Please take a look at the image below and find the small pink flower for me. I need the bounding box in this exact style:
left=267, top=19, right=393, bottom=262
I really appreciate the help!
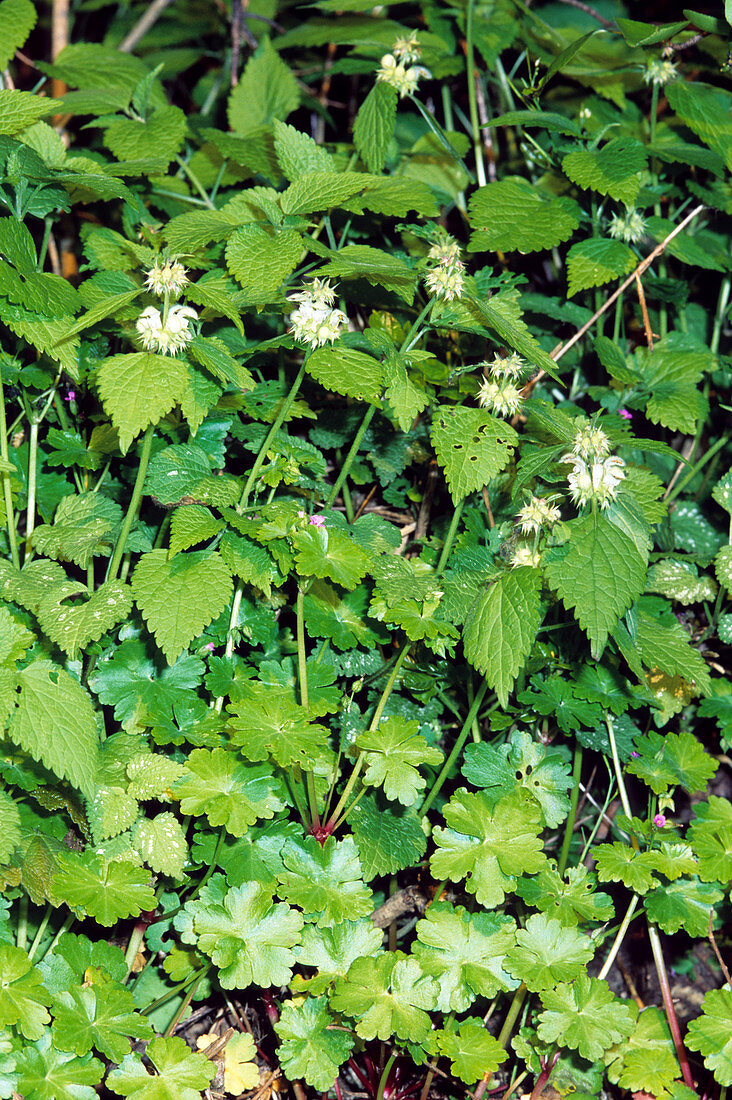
left=65, top=390, right=76, bottom=402
left=630, top=751, right=640, bottom=758
left=204, top=642, right=216, bottom=652
left=653, top=813, right=667, bottom=828
left=619, top=409, right=632, bottom=420
left=310, top=515, right=325, bottom=527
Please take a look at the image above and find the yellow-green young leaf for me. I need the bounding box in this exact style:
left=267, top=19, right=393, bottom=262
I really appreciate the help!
left=0, top=304, right=80, bottom=379
left=52, top=851, right=156, bottom=925
left=646, top=560, right=717, bottom=605
left=107, top=1036, right=215, bottom=1099
left=307, top=346, right=383, bottom=403
left=31, top=492, right=123, bottom=570
left=227, top=38, right=300, bottom=133
left=277, top=836, right=373, bottom=927
left=184, top=280, right=244, bottom=336
left=281, top=171, right=369, bottom=216
left=356, top=717, right=443, bottom=806
left=87, top=785, right=139, bottom=843
left=9, top=660, right=99, bottom=799
left=0, top=558, right=70, bottom=613
left=353, top=82, right=397, bottom=173
left=566, top=238, right=635, bottom=297
left=468, top=179, right=582, bottom=253
left=686, top=988, right=732, bottom=1085
left=169, top=505, right=224, bottom=556
left=172, top=748, right=287, bottom=836
left=132, top=812, right=187, bottom=878
left=102, top=104, right=187, bottom=165
left=0, top=90, right=58, bottom=135
left=464, top=567, right=542, bottom=707
left=273, top=119, right=335, bottom=178
left=225, top=225, right=301, bottom=302
left=131, top=549, right=233, bottom=663
left=436, top=1019, right=508, bottom=1084
left=431, top=406, right=518, bottom=502
left=667, top=80, right=732, bottom=170
left=0, top=789, right=20, bottom=864
left=562, top=136, right=648, bottom=204
left=383, top=353, right=429, bottom=432
left=538, top=975, right=635, bottom=1061
left=330, top=952, right=437, bottom=1043
left=0, top=0, right=36, bottom=70
left=0, top=944, right=51, bottom=1039
left=96, top=352, right=188, bottom=453
left=605, top=1005, right=677, bottom=1097
left=275, top=997, right=355, bottom=1091
left=635, top=332, right=712, bottom=434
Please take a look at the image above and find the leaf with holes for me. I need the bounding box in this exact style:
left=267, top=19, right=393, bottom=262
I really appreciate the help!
left=431, top=406, right=518, bottom=502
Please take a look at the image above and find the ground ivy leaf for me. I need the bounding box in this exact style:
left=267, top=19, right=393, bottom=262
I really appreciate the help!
left=277, top=835, right=373, bottom=927
left=593, top=842, right=659, bottom=894
left=0, top=944, right=51, bottom=1039
left=131, top=549, right=233, bottom=664
left=504, top=914, right=594, bottom=991
left=292, top=919, right=383, bottom=996
left=431, top=406, right=518, bottom=503
left=436, top=1018, right=508, bottom=1083
left=176, top=877, right=303, bottom=988
left=462, top=730, right=572, bottom=829
left=688, top=796, right=732, bottom=882
left=172, top=748, right=287, bottom=836
left=538, top=975, right=635, bottom=1061
left=516, top=862, right=614, bottom=927
left=627, top=730, right=717, bottom=796
left=356, top=716, right=443, bottom=806
left=431, top=790, right=546, bottom=908
left=275, top=996, right=355, bottom=1090
left=51, top=982, right=153, bottom=1063
left=686, top=988, right=732, bottom=1086
left=463, top=567, right=542, bottom=707
left=96, top=353, right=188, bottom=453
left=413, top=901, right=518, bottom=1012
left=52, top=851, right=157, bottom=926
left=15, top=1031, right=103, bottom=1100
left=106, top=1035, right=215, bottom=1100
left=349, top=794, right=427, bottom=880
left=331, top=953, right=437, bottom=1042
left=644, top=877, right=722, bottom=936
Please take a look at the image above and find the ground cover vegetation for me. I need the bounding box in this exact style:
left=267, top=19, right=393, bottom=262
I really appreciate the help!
left=0, top=0, right=729, bottom=1097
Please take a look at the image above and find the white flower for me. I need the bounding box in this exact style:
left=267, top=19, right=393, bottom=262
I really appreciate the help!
left=517, top=496, right=561, bottom=535
left=286, top=278, right=337, bottom=309
left=135, top=303, right=197, bottom=354
left=608, top=209, right=646, bottom=245
left=144, top=258, right=189, bottom=297
left=393, top=31, right=421, bottom=63
left=643, top=59, right=677, bottom=86
left=425, top=262, right=464, bottom=301
left=579, top=106, right=592, bottom=121
left=289, top=301, right=347, bottom=348
left=477, top=376, right=523, bottom=417
left=510, top=544, right=542, bottom=568
left=571, top=421, right=611, bottom=461
left=564, top=454, right=626, bottom=510
left=486, top=352, right=525, bottom=380
left=376, top=54, right=430, bottom=97
left=427, top=238, right=461, bottom=267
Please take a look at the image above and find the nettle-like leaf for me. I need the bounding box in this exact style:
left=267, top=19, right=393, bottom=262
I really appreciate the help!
left=646, top=559, right=717, bottom=605
left=226, top=225, right=302, bottom=302
left=356, top=717, right=443, bottom=806
left=276, top=835, right=373, bottom=927
left=96, top=353, right=188, bottom=453
left=51, top=981, right=153, bottom=1063
left=36, top=579, right=133, bottom=659
left=132, top=812, right=188, bottom=878
left=275, top=996, right=355, bottom=1090
left=175, top=876, right=303, bottom=988
left=627, top=730, right=717, bottom=795
left=126, top=753, right=188, bottom=800
left=106, top=1035, right=215, bottom=1100
left=504, top=914, right=594, bottom=992
left=435, top=1018, right=508, bottom=1084
left=686, top=988, right=732, bottom=1086
left=413, top=901, right=518, bottom=1012
left=172, top=748, right=287, bottom=836
left=462, top=730, right=572, bottom=829
left=353, top=81, right=396, bottom=172
left=292, top=919, right=383, bottom=996
left=0, top=944, right=51, bottom=1039
left=688, top=796, right=732, bottom=883
left=14, top=1031, right=103, bottom=1100
left=463, top=568, right=542, bottom=707
left=635, top=333, right=711, bottom=435
left=349, top=795, right=427, bottom=880
left=431, top=406, right=518, bottom=502
left=431, top=790, right=547, bottom=908
left=87, top=785, right=139, bottom=843
left=331, top=952, right=437, bottom=1043
left=468, top=179, right=581, bottom=253
left=52, top=851, right=156, bottom=926
left=516, top=862, right=614, bottom=927
left=0, top=789, right=20, bottom=864
left=538, top=975, right=635, bottom=1061
left=566, top=238, right=635, bottom=297
left=562, top=136, right=648, bottom=204
left=131, top=549, right=233, bottom=663
left=31, top=492, right=122, bottom=568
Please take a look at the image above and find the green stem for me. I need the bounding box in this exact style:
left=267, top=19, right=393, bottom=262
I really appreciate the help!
left=238, top=360, right=307, bottom=510
left=606, top=715, right=633, bottom=821
left=175, top=156, right=215, bottom=209
left=465, top=0, right=486, bottom=187
left=142, top=965, right=208, bottom=1017
left=325, top=404, right=375, bottom=510
left=16, top=894, right=27, bottom=951
left=38, top=912, right=75, bottom=962
left=436, top=498, right=464, bottom=575
left=106, top=425, right=155, bottom=581
left=296, top=583, right=309, bottom=714
left=597, top=894, right=638, bottom=980
left=163, top=969, right=206, bottom=1036
left=712, top=276, right=731, bottom=356
left=123, top=921, right=147, bottom=983
left=24, top=418, right=38, bottom=559
left=400, top=298, right=436, bottom=354
left=557, top=742, right=583, bottom=875
left=419, top=679, right=490, bottom=816
left=187, top=826, right=226, bottom=905
left=497, top=983, right=527, bottom=1050
left=666, top=433, right=730, bottom=504
left=0, top=368, right=19, bottom=568
left=648, top=922, right=695, bottom=1089
left=27, top=904, right=52, bottom=961
left=377, top=1055, right=397, bottom=1100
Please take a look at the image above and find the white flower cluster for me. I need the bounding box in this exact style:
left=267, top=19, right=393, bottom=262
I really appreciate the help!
left=144, top=258, right=189, bottom=298
left=376, top=33, right=430, bottom=98
left=287, top=278, right=347, bottom=348
left=562, top=422, right=626, bottom=510
left=516, top=496, right=561, bottom=535
left=643, top=58, right=677, bottom=86
left=477, top=352, right=527, bottom=417
left=135, top=304, right=198, bottom=355
left=424, top=233, right=464, bottom=302
left=509, top=544, right=542, bottom=568
left=608, top=209, right=646, bottom=245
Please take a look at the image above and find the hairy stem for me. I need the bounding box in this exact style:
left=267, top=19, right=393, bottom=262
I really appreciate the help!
left=0, top=368, right=19, bottom=568
left=106, top=424, right=155, bottom=581
left=325, top=403, right=375, bottom=510
left=557, top=741, right=583, bottom=875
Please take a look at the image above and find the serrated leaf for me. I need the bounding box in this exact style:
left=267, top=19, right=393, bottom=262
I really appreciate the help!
left=646, top=559, right=717, bottom=605
left=132, top=812, right=187, bottom=878
left=605, top=1005, right=677, bottom=1097
left=87, top=785, right=139, bottom=843
left=318, top=243, right=416, bottom=302
left=594, top=843, right=659, bottom=893
left=331, top=953, right=437, bottom=1042
left=274, top=119, right=335, bottom=178
left=516, top=862, right=614, bottom=927
left=0, top=0, right=36, bottom=70
left=131, top=549, right=233, bottom=663
left=306, top=345, right=383, bottom=403
left=169, top=505, right=223, bottom=555
left=667, top=80, right=732, bottom=169
left=228, top=38, right=299, bottom=133
left=106, top=1035, right=215, bottom=1100
left=144, top=443, right=212, bottom=507
left=504, top=914, right=593, bottom=991
left=292, top=919, right=383, bottom=995
left=383, top=352, right=429, bottom=431
left=96, top=353, right=188, bottom=453
left=36, top=580, right=132, bottom=659
left=688, top=796, right=732, bottom=883
left=281, top=171, right=368, bottom=215
left=0, top=790, right=20, bottom=864
left=226, top=226, right=302, bottom=302
left=628, top=729, right=717, bottom=795
left=464, top=567, right=542, bottom=707
left=276, top=997, right=354, bottom=1090
left=644, top=877, right=722, bottom=936
left=468, top=179, right=581, bottom=253
left=172, top=748, right=286, bottom=836
left=349, top=795, right=427, bottom=879
left=538, top=975, right=635, bottom=1060
left=32, top=492, right=122, bottom=568
left=354, top=82, right=397, bottom=172
left=277, top=835, right=373, bottom=927
left=228, top=687, right=334, bottom=773
left=566, top=238, right=636, bottom=296
left=292, top=523, right=369, bottom=589
left=0, top=90, right=57, bottom=135
left=431, top=405, right=518, bottom=502
left=636, top=332, right=712, bottom=434
left=563, top=137, right=648, bottom=204
left=356, top=716, right=442, bottom=806
left=52, top=852, right=156, bottom=926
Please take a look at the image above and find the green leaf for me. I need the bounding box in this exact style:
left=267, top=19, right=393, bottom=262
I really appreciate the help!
left=131, top=549, right=233, bottom=664
left=228, top=39, right=299, bottom=133
left=317, top=243, right=416, bottom=303
left=303, top=580, right=383, bottom=650
left=228, top=688, right=334, bottom=773
left=0, top=0, right=36, bottom=71
left=87, top=785, right=139, bottom=843
left=566, top=238, right=636, bottom=297
left=32, top=491, right=123, bottom=568
left=15, top=1032, right=103, bottom=1100
left=306, top=345, right=383, bottom=403
left=686, top=988, right=732, bottom=1086
left=594, top=843, right=659, bottom=894
left=331, top=953, right=437, bottom=1042
left=277, top=836, right=373, bottom=927
left=463, top=730, right=572, bottom=829
left=346, top=178, right=438, bottom=217
left=646, top=559, right=717, bottom=605
left=635, top=332, right=712, bottom=434
left=436, top=1019, right=508, bottom=1084
left=0, top=790, right=20, bottom=863
left=431, top=406, right=518, bottom=503
left=504, top=914, right=594, bottom=992
left=169, top=505, right=223, bottom=556
left=275, top=997, right=354, bottom=1089
left=144, top=443, right=212, bottom=506
left=353, top=82, right=397, bottom=172
left=292, top=919, right=383, bottom=995
left=0, top=90, right=57, bottom=135
left=292, top=524, right=369, bottom=589
left=132, top=812, right=188, bottom=878
left=627, top=730, right=717, bottom=796
left=176, top=877, right=303, bottom=988
left=51, top=982, right=153, bottom=1063
left=543, top=495, right=651, bottom=659
left=463, top=568, right=542, bottom=707
left=356, top=716, right=442, bottom=806
left=349, top=795, right=427, bottom=879
left=0, top=944, right=51, bottom=1039
left=44, top=427, right=102, bottom=471
left=431, top=790, right=546, bottom=908
left=468, top=179, right=581, bottom=253
left=490, top=109, right=581, bottom=136
left=52, top=851, right=156, bottom=925
left=667, top=80, right=732, bottom=169
left=563, top=137, right=648, bottom=204
left=37, top=580, right=133, bottom=659
left=457, top=291, right=561, bottom=380
left=644, top=877, right=722, bottom=936
left=516, top=862, right=614, bottom=927
left=413, top=901, right=518, bottom=1012
left=688, top=796, right=732, bottom=883
left=0, top=304, right=81, bottom=378
left=383, top=352, right=429, bottom=432
left=9, top=659, right=99, bottom=799
left=538, top=975, right=635, bottom=1060
left=621, top=598, right=711, bottom=694
left=96, top=353, right=189, bottom=453
left=61, top=289, right=141, bottom=338
left=226, top=226, right=302, bottom=302
left=281, top=171, right=369, bottom=216
left=172, top=748, right=286, bottom=836
left=273, top=119, right=335, bottom=178
left=107, top=1036, right=215, bottom=1100
left=605, top=1006, right=677, bottom=1098
left=0, top=215, right=36, bottom=272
